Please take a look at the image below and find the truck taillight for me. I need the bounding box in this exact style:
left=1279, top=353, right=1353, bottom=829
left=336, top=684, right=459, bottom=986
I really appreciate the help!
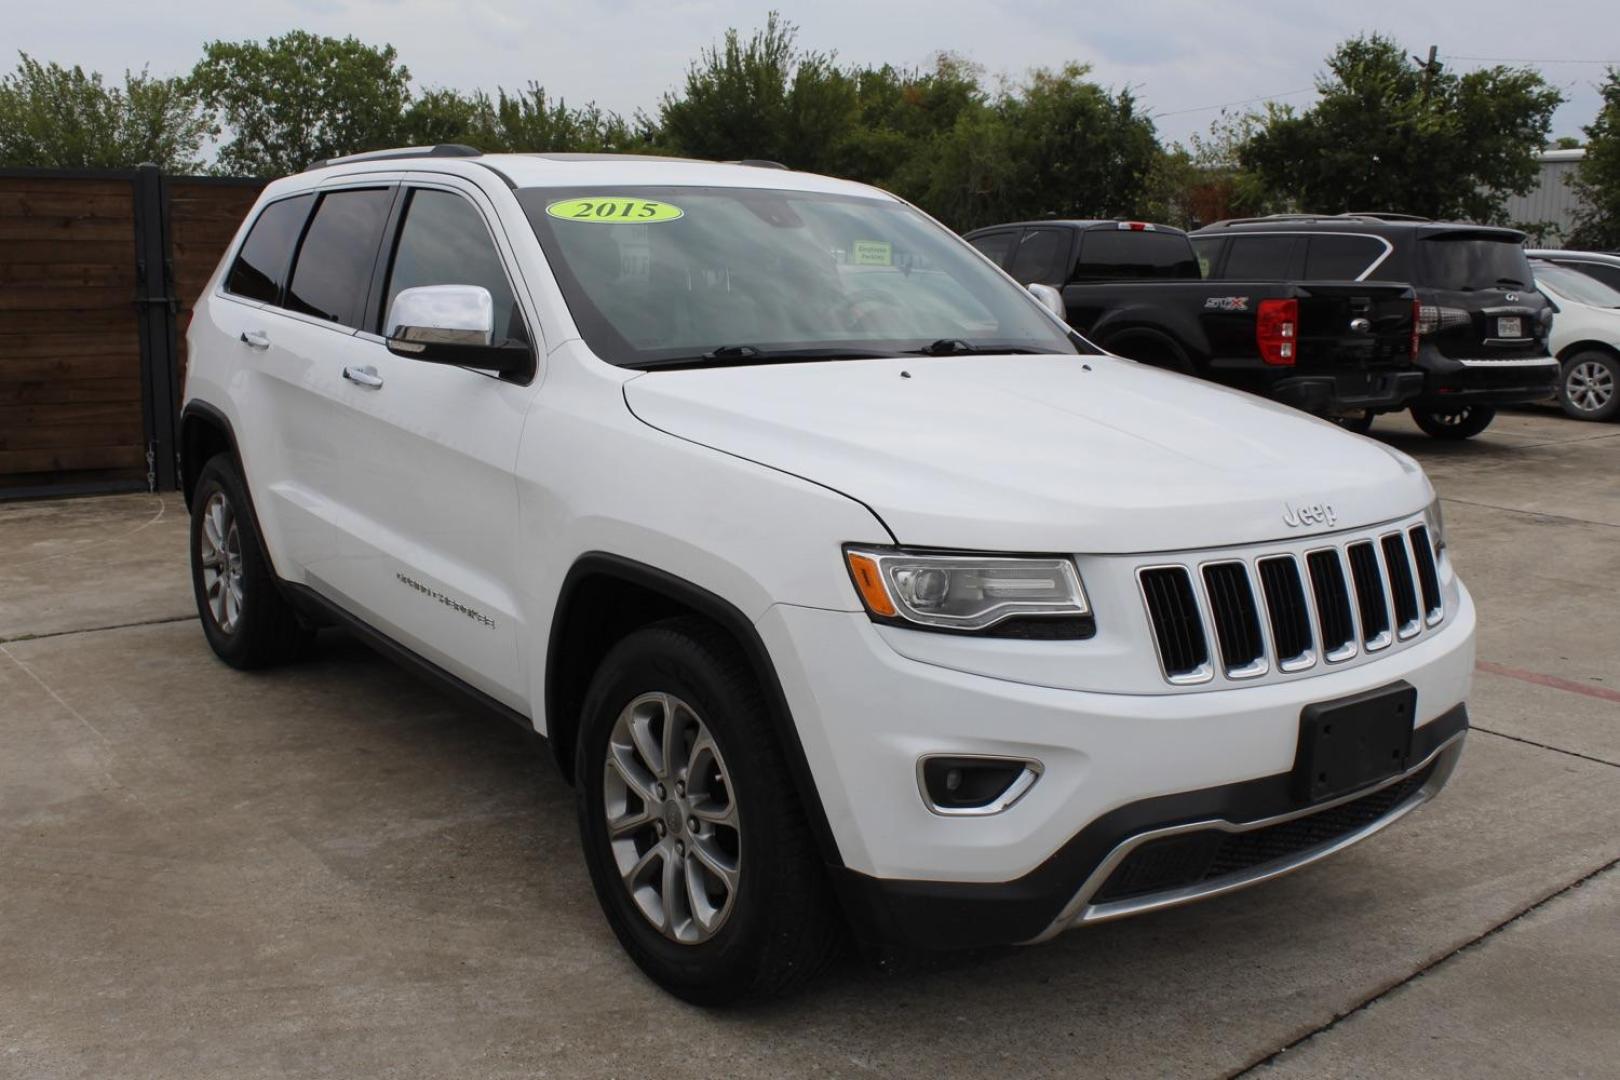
left=1256, top=298, right=1298, bottom=366
left=1411, top=299, right=1420, bottom=361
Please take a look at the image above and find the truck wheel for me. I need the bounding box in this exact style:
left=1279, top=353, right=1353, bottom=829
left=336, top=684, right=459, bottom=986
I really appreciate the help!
left=189, top=453, right=308, bottom=668
left=1559, top=351, right=1619, bottom=421
left=575, top=617, right=841, bottom=1004
left=1410, top=405, right=1496, bottom=440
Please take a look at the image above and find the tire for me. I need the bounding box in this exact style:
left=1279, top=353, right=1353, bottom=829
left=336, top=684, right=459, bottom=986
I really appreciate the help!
left=1105, top=334, right=1193, bottom=375
left=189, top=453, right=308, bottom=668
left=1410, top=404, right=1496, bottom=440
left=1332, top=410, right=1376, bottom=435
left=1558, top=351, right=1620, bottom=422
left=575, top=617, right=841, bottom=1004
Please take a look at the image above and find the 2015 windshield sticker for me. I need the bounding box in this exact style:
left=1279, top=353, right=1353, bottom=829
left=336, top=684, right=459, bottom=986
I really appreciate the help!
left=545, top=197, right=684, bottom=223
left=853, top=240, right=892, bottom=266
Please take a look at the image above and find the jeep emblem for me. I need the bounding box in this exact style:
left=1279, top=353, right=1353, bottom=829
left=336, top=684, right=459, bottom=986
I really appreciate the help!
left=1283, top=501, right=1336, bottom=528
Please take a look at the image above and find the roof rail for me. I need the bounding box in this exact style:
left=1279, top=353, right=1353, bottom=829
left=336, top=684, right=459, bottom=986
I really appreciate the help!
left=307, top=144, right=482, bottom=171
left=736, top=159, right=789, bottom=170
left=1339, top=212, right=1432, bottom=222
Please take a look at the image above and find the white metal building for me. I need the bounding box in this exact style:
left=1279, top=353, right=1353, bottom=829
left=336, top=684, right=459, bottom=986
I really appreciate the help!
left=1503, top=149, right=1589, bottom=244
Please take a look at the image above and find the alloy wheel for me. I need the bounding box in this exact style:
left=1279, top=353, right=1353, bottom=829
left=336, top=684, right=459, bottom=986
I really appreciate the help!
left=602, top=692, right=741, bottom=944
left=1567, top=360, right=1615, bottom=414
left=197, top=491, right=245, bottom=634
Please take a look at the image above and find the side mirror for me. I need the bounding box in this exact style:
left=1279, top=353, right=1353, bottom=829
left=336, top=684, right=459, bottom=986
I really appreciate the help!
left=384, top=285, right=531, bottom=376
left=1027, top=282, right=1067, bottom=321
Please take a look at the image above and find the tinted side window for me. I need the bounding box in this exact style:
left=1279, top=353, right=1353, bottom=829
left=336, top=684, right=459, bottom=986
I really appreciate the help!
left=225, top=194, right=314, bottom=304
left=382, top=189, right=526, bottom=341
left=285, top=188, right=394, bottom=327
left=1221, top=235, right=1299, bottom=280
left=1303, top=235, right=1385, bottom=280
left=1190, top=236, right=1220, bottom=279
left=1073, top=229, right=1201, bottom=281
left=1007, top=228, right=1069, bottom=285
left=1557, top=260, right=1620, bottom=293
left=967, top=230, right=1017, bottom=267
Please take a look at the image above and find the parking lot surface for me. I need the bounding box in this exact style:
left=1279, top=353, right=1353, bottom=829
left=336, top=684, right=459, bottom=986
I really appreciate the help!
left=2, top=409, right=1617, bottom=1079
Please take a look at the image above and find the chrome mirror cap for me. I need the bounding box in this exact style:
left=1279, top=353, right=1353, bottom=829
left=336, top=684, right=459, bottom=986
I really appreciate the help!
left=1027, top=282, right=1066, bottom=321
left=385, top=285, right=494, bottom=349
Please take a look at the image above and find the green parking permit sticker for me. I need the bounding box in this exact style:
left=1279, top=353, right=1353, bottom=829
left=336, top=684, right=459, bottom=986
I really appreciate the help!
left=853, top=240, right=892, bottom=266
left=545, top=197, right=684, bottom=223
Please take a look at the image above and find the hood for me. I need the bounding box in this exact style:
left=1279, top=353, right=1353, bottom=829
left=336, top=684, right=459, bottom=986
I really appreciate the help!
left=624, top=354, right=1430, bottom=554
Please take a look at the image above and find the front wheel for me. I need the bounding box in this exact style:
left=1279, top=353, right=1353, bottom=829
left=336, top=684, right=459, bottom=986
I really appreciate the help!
left=575, top=618, right=841, bottom=1004
left=1410, top=404, right=1496, bottom=440
left=1559, top=351, right=1620, bottom=421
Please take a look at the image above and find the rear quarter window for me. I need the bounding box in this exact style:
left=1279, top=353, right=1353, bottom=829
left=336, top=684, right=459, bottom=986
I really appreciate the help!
left=1303, top=235, right=1386, bottom=280
left=1073, top=229, right=1201, bottom=281
left=225, top=194, right=314, bottom=304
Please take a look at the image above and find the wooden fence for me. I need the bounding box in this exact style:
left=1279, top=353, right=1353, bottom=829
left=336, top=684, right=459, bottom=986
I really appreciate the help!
left=0, top=166, right=264, bottom=497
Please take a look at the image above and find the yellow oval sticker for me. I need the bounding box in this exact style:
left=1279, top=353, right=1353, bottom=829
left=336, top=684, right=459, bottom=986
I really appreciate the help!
left=545, top=197, right=684, bottom=224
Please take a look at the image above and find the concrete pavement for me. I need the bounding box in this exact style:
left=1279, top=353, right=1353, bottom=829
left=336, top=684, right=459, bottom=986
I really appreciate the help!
left=1, top=407, right=1617, bottom=1079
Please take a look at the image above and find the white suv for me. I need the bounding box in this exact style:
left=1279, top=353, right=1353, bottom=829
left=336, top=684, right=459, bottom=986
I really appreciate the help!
left=181, top=146, right=1475, bottom=1003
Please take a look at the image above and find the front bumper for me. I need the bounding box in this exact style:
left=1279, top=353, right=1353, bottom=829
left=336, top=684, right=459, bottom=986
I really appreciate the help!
left=757, top=582, right=1475, bottom=950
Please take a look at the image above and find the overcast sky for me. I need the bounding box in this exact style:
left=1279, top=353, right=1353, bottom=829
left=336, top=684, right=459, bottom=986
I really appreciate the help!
left=10, top=0, right=1616, bottom=146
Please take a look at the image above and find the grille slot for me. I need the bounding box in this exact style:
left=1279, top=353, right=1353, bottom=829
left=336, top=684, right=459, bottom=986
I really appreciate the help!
left=1257, top=556, right=1313, bottom=669
left=1409, top=525, right=1443, bottom=622
left=1202, top=562, right=1266, bottom=676
left=1306, top=550, right=1357, bottom=661
left=1347, top=541, right=1391, bottom=649
left=1140, top=567, right=1210, bottom=682
left=1137, top=521, right=1445, bottom=686
left=1381, top=533, right=1421, bottom=638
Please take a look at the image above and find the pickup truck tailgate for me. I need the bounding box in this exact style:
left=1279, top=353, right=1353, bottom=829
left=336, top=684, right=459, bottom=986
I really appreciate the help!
left=1295, top=282, right=1414, bottom=369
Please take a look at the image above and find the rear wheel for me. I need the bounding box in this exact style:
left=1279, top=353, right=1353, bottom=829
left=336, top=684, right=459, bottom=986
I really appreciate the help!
left=1559, top=351, right=1619, bottom=421
left=1410, top=404, right=1496, bottom=439
left=575, top=617, right=840, bottom=1004
left=189, top=454, right=308, bottom=668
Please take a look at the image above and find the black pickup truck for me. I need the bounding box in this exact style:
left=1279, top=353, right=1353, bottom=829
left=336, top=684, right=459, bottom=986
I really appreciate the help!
left=962, top=220, right=1421, bottom=428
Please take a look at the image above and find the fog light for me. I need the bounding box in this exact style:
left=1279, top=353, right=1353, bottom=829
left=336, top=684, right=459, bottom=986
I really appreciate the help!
left=918, top=756, right=1041, bottom=816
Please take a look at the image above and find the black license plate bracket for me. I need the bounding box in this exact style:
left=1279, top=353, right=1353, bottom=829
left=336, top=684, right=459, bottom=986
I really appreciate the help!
left=1293, top=681, right=1416, bottom=804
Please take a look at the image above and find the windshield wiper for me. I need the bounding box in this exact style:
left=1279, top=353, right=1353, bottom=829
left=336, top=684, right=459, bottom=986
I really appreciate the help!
left=906, top=339, right=1054, bottom=356
left=1494, top=276, right=1528, bottom=288
left=632, top=345, right=903, bottom=370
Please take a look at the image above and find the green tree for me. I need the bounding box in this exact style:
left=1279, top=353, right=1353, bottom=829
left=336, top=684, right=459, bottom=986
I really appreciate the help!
left=656, top=12, right=857, bottom=171
left=0, top=53, right=208, bottom=170
left=999, top=64, right=1161, bottom=224
left=402, top=85, right=643, bottom=153
left=1237, top=35, right=1562, bottom=221
left=191, top=31, right=413, bottom=175
left=1569, top=69, right=1620, bottom=249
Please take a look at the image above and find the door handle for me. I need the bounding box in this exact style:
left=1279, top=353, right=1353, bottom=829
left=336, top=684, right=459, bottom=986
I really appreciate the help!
left=342, top=364, right=384, bottom=389
left=240, top=330, right=271, bottom=350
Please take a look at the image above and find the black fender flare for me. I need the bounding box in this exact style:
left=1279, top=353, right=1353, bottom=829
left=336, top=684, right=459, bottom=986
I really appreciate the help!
left=545, top=552, right=845, bottom=869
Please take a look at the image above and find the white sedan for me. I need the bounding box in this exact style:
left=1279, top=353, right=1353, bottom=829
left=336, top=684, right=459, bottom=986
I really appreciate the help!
left=1533, top=260, right=1620, bottom=421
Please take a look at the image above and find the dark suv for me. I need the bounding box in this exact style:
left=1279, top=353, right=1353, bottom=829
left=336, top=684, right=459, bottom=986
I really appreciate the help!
left=1193, top=215, right=1559, bottom=439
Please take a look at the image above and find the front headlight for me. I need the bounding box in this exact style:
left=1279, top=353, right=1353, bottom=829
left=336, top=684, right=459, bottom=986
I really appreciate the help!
left=1425, top=495, right=1447, bottom=553
left=844, top=546, right=1092, bottom=637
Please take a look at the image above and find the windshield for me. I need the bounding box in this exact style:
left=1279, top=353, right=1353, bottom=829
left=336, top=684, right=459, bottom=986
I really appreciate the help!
left=518, top=185, right=1079, bottom=368
left=1417, top=233, right=1534, bottom=292
left=1534, top=261, right=1620, bottom=308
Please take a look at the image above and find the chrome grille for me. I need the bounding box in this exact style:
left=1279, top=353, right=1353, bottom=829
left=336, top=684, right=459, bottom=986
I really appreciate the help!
left=1139, top=523, right=1445, bottom=685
